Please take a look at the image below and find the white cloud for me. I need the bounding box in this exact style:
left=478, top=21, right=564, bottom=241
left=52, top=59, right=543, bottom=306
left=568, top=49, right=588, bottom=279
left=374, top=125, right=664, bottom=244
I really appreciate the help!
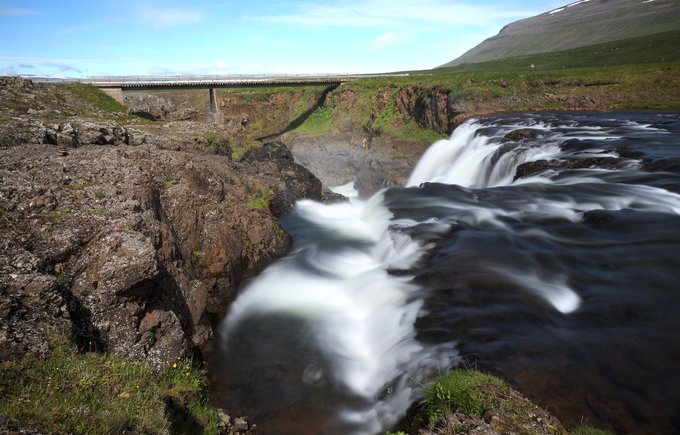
left=136, top=4, right=203, bottom=29
left=366, top=32, right=403, bottom=52
left=249, top=0, right=540, bottom=28
left=0, top=5, right=37, bottom=16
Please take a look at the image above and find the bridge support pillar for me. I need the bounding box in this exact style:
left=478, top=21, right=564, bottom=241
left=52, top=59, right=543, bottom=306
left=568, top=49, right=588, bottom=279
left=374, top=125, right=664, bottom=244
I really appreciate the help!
left=209, top=88, right=223, bottom=123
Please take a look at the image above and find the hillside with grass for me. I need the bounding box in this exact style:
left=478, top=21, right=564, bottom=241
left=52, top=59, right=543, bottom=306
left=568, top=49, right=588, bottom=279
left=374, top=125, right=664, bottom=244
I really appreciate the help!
left=441, top=0, right=680, bottom=67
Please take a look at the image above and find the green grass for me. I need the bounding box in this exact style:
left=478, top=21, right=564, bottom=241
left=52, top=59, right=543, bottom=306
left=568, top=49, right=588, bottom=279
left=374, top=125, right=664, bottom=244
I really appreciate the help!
left=164, top=355, right=221, bottom=434
left=570, top=424, right=613, bottom=435
left=60, top=84, right=128, bottom=113
left=417, top=369, right=616, bottom=434
left=0, top=329, right=220, bottom=434
left=295, top=106, right=334, bottom=135
left=422, top=369, right=505, bottom=423
left=0, top=330, right=168, bottom=433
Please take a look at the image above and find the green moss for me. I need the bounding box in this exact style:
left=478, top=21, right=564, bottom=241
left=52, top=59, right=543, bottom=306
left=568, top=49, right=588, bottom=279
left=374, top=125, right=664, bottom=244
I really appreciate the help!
left=247, top=188, right=274, bottom=210
left=47, top=211, right=70, bottom=224
left=231, top=139, right=259, bottom=161
left=191, top=250, right=203, bottom=265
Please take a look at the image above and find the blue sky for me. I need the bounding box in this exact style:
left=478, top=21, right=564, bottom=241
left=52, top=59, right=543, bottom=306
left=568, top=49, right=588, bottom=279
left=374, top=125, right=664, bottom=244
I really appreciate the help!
left=0, top=1, right=566, bottom=77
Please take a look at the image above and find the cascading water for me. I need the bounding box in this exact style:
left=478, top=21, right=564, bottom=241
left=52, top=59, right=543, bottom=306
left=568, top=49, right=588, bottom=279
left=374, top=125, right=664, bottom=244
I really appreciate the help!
left=212, top=112, right=680, bottom=434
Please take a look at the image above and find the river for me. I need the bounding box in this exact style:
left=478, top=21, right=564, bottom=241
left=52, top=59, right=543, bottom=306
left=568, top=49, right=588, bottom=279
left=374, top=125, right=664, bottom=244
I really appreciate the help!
left=210, top=112, right=680, bottom=434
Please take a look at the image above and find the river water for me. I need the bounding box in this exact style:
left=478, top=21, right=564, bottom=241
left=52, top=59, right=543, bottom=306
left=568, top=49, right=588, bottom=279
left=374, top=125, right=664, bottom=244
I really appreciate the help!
left=211, top=112, right=680, bottom=434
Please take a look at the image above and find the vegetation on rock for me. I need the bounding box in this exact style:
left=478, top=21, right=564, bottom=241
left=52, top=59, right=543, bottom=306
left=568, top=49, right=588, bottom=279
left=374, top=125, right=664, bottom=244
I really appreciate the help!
left=397, top=369, right=612, bottom=435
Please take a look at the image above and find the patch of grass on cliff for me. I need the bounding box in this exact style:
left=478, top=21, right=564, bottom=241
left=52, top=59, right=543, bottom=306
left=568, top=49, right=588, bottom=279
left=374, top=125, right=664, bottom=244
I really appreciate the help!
left=418, top=369, right=615, bottom=434
left=0, top=329, right=220, bottom=434
left=295, top=106, right=333, bottom=135
left=61, top=83, right=127, bottom=114
left=423, top=369, right=505, bottom=423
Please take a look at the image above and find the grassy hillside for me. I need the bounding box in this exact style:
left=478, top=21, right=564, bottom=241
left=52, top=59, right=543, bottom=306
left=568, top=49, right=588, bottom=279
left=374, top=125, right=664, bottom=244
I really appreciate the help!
left=443, top=30, right=680, bottom=73
left=442, top=0, right=680, bottom=67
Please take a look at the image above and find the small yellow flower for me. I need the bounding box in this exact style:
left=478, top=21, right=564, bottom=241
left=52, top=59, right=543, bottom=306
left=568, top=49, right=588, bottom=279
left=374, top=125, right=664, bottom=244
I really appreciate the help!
left=172, top=363, right=177, bottom=368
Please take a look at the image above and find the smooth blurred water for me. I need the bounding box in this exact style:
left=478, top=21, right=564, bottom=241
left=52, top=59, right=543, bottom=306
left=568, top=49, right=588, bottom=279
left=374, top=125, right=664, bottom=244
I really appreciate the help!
left=212, top=112, right=680, bottom=434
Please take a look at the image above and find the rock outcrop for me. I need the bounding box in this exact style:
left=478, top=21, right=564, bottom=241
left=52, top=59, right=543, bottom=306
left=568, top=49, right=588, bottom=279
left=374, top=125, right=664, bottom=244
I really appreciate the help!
left=124, top=93, right=199, bottom=121
left=0, top=77, right=322, bottom=373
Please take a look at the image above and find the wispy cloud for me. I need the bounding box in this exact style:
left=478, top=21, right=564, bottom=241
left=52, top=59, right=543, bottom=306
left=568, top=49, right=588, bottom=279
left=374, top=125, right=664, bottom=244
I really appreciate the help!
left=42, top=62, right=82, bottom=74
left=136, top=4, right=203, bottom=29
left=366, top=32, right=403, bottom=52
left=0, top=5, right=38, bottom=16
left=248, top=0, right=538, bottom=28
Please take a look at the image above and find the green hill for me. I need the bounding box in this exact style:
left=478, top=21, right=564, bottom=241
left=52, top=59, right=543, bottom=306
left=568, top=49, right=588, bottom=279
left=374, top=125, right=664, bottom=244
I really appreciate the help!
left=441, top=0, right=680, bottom=68
left=441, top=29, right=680, bottom=72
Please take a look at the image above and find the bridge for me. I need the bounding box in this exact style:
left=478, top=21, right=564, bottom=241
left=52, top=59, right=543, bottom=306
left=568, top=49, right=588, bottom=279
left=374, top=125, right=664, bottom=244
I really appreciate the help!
left=34, top=73, right=407, bottom=103
left=33, top=73, right=408, bottom=123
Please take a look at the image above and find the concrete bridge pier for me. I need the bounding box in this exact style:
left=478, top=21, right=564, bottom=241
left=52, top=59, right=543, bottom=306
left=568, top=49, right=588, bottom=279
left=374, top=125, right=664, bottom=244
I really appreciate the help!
left=209, top=88, right=223, bottom=124
left=99, top=86, right=124, bottom=104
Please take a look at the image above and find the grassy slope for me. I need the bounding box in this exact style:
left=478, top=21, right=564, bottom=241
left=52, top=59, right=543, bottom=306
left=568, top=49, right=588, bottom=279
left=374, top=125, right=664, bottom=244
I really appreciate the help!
left=0, top=329, right=220, bottom=434
left=442, top=30, right=680, bottom=72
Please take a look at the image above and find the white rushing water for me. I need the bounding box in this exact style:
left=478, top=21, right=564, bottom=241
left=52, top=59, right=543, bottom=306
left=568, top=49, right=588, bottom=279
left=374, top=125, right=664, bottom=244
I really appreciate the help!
left=217, top=116, right=680, bottom=433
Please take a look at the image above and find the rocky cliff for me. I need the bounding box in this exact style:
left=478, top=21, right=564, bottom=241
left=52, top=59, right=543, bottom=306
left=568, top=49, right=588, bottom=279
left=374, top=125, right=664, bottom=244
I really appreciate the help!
left=0, top=77, right=321, bottom=374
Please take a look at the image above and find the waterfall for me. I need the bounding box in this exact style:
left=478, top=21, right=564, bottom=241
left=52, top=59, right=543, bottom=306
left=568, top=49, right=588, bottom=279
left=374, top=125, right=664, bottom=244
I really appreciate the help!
left=213, top=114, right=680, bottom=434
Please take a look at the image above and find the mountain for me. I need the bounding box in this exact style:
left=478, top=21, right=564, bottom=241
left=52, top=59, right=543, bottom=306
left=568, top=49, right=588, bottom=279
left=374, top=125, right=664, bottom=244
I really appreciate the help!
left=440, top=0, right=680, bottom=67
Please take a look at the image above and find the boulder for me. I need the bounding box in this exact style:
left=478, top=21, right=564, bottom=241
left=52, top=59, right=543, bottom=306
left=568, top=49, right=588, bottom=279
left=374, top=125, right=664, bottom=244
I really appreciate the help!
left=502, top=128, right=541, bottom=142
